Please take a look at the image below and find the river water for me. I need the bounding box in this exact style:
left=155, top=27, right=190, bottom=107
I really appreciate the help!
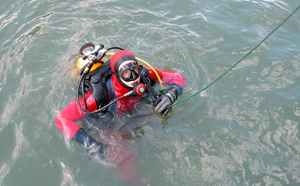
left=0, top=0, right=299, bottom=185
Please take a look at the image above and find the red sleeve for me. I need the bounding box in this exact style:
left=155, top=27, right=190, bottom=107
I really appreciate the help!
left=55, top=92, right=98, bottom=139
left=144, top=66, right=186, bottom=88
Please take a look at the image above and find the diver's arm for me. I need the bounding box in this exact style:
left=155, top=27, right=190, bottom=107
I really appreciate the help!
left=55, top=92, right=97, bottom=138
left=71, top=128, right=107, bottom=156
left=145, top=67, right=186, bottom=116
left=55, top=92, right=106, bottom=155
left=145, top=67, right=186, bottom=94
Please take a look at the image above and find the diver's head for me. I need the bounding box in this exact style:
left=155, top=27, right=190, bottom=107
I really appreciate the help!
left=111, top=50, right=143, bottom=90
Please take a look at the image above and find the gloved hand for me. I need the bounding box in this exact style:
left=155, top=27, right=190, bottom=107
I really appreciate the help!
left=86, top=141, right=107, bottom=157
left=72, top=128, right=107, bottom=160
left=154, top=86, right=179, bottom=116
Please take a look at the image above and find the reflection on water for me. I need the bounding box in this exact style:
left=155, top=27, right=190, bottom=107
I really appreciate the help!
left=0, top=0, right=300, bottom=185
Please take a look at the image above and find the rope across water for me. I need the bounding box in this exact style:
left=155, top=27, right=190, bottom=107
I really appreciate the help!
left=169, top=4, right=300, bottom=107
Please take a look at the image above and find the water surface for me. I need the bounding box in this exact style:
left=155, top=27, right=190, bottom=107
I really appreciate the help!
left=0, top=0, right=299, bottom=185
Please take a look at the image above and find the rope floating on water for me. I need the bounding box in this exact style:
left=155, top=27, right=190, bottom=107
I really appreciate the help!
left=169, top=4, right=300, bottom=107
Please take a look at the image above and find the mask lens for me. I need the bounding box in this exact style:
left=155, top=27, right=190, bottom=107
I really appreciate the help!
left=121, top=69, right=131, bottom=79
left=133, top=65, right=143, bottom=74
left=120, top=64, right=143, bottom=81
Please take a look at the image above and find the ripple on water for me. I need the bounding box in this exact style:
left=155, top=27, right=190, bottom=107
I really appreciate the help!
left=1, top=0, right=300, bottom=185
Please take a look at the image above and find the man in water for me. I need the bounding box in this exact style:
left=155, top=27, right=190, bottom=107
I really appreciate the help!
left=55, top=49, right=186, bottom=182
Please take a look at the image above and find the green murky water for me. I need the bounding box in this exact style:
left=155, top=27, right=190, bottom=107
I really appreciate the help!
left=1, top=0, right=299, bottom=185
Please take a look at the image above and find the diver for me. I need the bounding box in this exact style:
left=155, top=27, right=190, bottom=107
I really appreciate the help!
left=55, top=43, right=186, bottom=182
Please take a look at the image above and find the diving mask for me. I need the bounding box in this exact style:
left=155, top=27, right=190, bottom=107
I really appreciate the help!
left=119, top=63, right=143, bottom=81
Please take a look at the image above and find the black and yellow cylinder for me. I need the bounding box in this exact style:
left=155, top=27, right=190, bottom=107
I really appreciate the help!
left=77, top=57, right=104, bottom=73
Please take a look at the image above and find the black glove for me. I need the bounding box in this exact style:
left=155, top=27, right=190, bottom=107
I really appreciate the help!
left=154, top=85, right=179, bottom=116
left=72, top=128, right=107, bottom=158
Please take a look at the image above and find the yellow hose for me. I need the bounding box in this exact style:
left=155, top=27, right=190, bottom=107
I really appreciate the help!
left=106, top=52, right=163, bottom=88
